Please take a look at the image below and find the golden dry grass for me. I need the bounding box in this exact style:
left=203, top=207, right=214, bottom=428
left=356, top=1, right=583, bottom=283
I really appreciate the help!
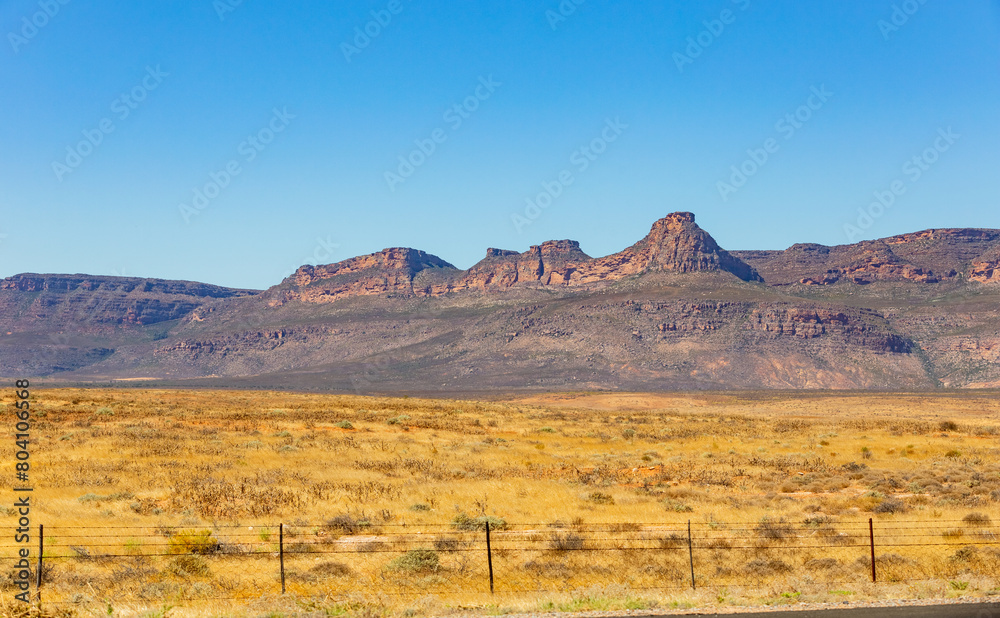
left=1, top=388, right=999, bottom=617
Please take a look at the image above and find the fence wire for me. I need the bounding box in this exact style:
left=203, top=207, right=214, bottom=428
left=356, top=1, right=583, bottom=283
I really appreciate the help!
left=0, top=519, right=997, bottom=607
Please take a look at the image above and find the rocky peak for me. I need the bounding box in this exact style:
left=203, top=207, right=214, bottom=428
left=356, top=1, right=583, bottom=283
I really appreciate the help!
left=484, top=248, right=519, bottom=259
left=528, top=240, right=590, bottom=260
left=621, top=212, right=762, bottom=282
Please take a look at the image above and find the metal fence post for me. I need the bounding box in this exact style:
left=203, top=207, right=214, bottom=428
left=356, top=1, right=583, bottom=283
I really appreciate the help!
left=869, top=518, right=876, bottom=583
left=687, top=520, right=695, bottom=590
left=279, top=523, right=286, bottom=594
left=485, top=520, right=495, bottom=594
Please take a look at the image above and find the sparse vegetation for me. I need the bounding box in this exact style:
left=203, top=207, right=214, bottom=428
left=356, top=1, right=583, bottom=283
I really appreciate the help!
left=3, top=387, right=1000, bottom=616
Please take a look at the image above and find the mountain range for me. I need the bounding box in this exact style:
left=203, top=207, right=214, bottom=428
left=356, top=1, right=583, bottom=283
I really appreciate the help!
left=4, top=211, right=1000, bottom=392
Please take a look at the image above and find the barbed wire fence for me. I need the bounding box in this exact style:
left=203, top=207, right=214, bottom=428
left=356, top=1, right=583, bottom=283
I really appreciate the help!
left=2, top=518, right=998, bottom=611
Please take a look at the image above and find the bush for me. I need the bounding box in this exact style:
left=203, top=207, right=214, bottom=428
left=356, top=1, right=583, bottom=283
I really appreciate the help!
left=664, top=499, right=693, bottom=513
left=872, top=498, right=907, bottom=514
left=548, top=532, right=585, bottom=551
left=433, top=536, right=461, bottom=551
left=165, top=555, right=209, bottom=577
left=451, top=513, right=508, bottom=531
left=755, top=517, right=794, bottom=541
left=939, top=420, right=959, bottom=432
left=309, top=561, right=351, bottom=576
left=409, top=503, right=431, bottom=512
left=745, top=558, right=792, bottom=576
left=168, top=530, right=220, bottom=555
left=945, top=449, right=962, bottom=458
left=325, top=514, right=372, bottom=535
left=387, top=549, right=439, bottom=572
left=387, top=415, right=411, bottom=425
left=334, top=421, right=354, bottom=430
left=963, top=513, right=991, bottom=526
left=588, top=491, right=615, bottom=505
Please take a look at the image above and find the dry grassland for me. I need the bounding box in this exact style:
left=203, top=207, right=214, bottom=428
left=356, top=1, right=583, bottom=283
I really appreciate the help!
left=1, top=388, right=999, bottom=617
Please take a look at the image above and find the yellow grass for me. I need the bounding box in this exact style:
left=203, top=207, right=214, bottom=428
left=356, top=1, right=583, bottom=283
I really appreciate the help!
left=1, top=388, right=999, bottom=617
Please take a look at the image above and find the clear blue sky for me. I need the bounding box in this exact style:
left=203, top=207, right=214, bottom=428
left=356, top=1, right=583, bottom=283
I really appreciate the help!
left=2, top=0, right=998, bottom=289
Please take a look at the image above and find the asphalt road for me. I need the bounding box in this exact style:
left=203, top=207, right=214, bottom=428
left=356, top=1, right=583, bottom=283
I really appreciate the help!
left=642, top=603, right=1000, bottom=617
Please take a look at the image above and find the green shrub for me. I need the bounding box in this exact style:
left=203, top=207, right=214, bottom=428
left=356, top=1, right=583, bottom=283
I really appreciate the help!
left=335, top=421, right=354, bottom=429
left=451, top=513, right=508, bottom=531
left=168, top=530, right=220, bottom=555
left=387, top=549, right=439, bottom=572
left=387, top=415, right=411, bottom=425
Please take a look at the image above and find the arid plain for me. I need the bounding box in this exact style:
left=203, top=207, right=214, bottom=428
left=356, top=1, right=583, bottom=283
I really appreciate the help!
left=3, top=388, right=999, bottom=617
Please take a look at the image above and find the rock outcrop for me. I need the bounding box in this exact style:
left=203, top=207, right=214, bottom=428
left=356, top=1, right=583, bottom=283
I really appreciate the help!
left=7, top=213, right=1000, bottom=391
left=273, top=212, right=761, bottom=303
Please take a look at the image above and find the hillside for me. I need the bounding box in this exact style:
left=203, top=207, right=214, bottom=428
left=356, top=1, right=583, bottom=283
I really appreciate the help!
left=3, top=213, right=1000, bottom=391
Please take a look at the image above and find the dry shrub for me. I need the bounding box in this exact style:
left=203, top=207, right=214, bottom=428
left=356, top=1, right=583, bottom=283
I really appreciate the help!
left=658, top=533, right=686, bottom=549
left=524, top=559, right=571, bottom=577
left=549, top=532, right=585, bottom=551
left=805, top=558, right=839, bottom=570
left=325, top=513, right=372, bottom=535
left=872, top=497, right=907, bottom=514
left=165, top=555, right=210, bottom=577
left=309, top=561, right=352, bottom=576
left=755, top=517, right=794, bottom=541
left=963, top=512, right=991, bottom=526
left=588, top=491, right=615, bottom=505
left=745, top=558, right=792, bottom=576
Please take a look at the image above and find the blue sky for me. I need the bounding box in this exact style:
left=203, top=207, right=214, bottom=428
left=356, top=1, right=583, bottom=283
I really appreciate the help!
left=2, top=0, right=998, bottom=289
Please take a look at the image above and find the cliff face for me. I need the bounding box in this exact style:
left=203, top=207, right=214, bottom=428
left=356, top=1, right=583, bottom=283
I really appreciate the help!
left=0, top=274, right=258, bottom=327
left=733, top=228, right=1000, bottom=286
left=969, top=245, right=1000, bottom=283
left=271, top=212, right=761, bottom=303
left=5, top=213, right=1000, bottom=392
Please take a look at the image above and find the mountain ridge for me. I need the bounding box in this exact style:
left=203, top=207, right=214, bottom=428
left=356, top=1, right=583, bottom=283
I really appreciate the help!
left=4, top=211, right=1000, bottom=392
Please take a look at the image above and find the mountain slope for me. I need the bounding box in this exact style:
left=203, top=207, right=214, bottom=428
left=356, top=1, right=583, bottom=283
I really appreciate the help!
left=3, top=212, right=1000, bottom=392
